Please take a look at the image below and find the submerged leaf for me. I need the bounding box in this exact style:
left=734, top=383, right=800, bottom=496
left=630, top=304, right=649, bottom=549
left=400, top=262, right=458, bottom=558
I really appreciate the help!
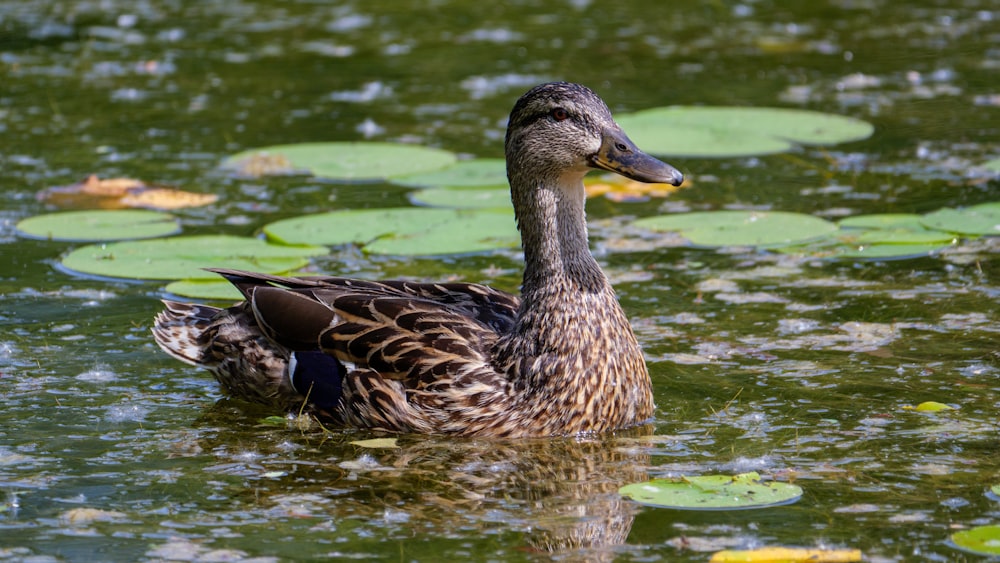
left=616, top=106, right=873, bottom=158
left=350, top=438, right=399, bottom=449
left=60, top=235, right=326, bottom=280
left=17, top=210, right=180, bottom=242
left=223, top=142, right=457, bottom=182
left=619, top=472, right=802, bottom=510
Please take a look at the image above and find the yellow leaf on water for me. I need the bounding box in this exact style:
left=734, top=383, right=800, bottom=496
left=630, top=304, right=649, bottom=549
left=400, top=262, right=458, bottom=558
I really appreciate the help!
left=584, top=174, right=690, bottom=201
left=907, top=401, right=954, bottom=412
left=709, top=546, right=862, bottom=563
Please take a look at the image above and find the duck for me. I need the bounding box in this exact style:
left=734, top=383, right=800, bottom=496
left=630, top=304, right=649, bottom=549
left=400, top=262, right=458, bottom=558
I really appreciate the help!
left=152, top=82, right=684, bottom=438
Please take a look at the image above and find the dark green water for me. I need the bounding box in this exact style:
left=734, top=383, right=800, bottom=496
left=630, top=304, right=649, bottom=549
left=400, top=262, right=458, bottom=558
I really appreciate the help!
left=1, top=1, right=998, bottom=561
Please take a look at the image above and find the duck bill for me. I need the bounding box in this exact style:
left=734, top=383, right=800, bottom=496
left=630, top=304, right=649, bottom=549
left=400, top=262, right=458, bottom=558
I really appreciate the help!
left=589, top=127, right=684, bottom=186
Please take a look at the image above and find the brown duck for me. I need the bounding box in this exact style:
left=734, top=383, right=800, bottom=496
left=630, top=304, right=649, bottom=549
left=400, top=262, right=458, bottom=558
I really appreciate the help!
left=153, top=82, right=684, bottom=437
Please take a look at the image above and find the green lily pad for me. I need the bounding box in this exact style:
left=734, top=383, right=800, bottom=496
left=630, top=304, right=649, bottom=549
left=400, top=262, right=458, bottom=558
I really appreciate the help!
left=920, top=202, right=1000, bottom=236
left=827, top=242, right=952, bottom=260
left=16, top=210, right=179, bottom=242
left=991, top=483, right=1000, bottom=497
left=410, top=187, right=512, bottom=209
left=951, top=524, right=1000, bottom=556
left=619, top=472, right=802, bottom=510
left=60, top=235, right=327, bottom=280
left=223, top=142, right=457, bottom=182
left=633, top=210, right=837, bottom=247
left=391, top=158, right=507, bottom=188
left=616, top=106, right=874, bottom=158
left=164, top=278, right=245, bottom=300
left=264, top=208, right=519, bottom=255
left=838, top=214, right=926, bottom=230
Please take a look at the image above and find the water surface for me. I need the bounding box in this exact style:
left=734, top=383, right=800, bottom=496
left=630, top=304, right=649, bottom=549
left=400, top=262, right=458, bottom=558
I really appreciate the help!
left=1, top=1, right=998, bottom=561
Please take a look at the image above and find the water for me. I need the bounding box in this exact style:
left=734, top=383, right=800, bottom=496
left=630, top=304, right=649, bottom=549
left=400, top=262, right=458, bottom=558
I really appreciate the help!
left=1, top=0, right=999, bottom=561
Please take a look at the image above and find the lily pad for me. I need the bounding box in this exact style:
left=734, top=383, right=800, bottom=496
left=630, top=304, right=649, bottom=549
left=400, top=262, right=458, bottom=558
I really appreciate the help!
left=391, top=158, right=507, bottom=188
left=17, top=210, right=180, bottom=242
left=410, top=187, right=512, bottom=209
left=991, top=483, right=1000, bottom=497
left=920, top=202, right=1000, bottom=236
left=633, top=210, right=837, bottom=247
left=264, top=208, right=519, bottom=255
left=619, top=472, right=802, bottom=510
left=826, top=242, right=951, bottom=260
left=951, top=524, right=1000, bottom=556
left=616, top=106, right=874, bottom=158
left=60, top=235, right=327, bottom=280
left=164, top=278, right=245, bottom=300
left=838, top=213, right=926, bottom=230
left=223, top=142, right=457, bottom=182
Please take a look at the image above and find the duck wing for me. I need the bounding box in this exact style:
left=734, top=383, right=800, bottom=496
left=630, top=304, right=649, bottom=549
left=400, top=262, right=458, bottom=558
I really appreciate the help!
left=217, top=270, right=517, bottom=371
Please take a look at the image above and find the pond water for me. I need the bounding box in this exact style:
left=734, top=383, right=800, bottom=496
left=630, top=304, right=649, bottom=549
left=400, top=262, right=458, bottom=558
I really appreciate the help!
left=2, top=0, right=999, bottom=561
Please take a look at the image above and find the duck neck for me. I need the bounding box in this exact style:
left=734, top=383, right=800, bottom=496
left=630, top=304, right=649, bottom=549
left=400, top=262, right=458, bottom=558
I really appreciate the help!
left=513, top=171, right=607, bottom=294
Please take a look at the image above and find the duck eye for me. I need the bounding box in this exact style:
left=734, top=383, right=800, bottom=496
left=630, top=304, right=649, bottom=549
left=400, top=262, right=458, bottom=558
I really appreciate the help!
left=549, top=108, right=569, bottom=121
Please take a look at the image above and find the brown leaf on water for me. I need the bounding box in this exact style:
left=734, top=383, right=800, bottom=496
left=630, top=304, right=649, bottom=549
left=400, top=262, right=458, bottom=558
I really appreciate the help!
left=38, top=175, right=218, bottom=210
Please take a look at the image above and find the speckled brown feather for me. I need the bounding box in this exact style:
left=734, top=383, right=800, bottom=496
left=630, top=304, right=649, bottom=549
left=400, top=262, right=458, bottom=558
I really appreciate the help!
left=151, top=82, right=683, bottom=438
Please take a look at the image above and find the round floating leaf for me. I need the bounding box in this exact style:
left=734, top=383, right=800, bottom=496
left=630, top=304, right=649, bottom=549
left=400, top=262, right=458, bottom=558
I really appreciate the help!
left=410, top=187, right=512, bottom=209
left=828, top=242, right=951, bottom=260
left=838, top=214, right=926, bottom=230
left=223, top=142, right=457, bottom=182
left=920, top=202, right=1000, bottom=236
left=951, top=524, right=1000, bottom=556
left=366, top=211, right=518, bottom=255
left=391, top=158, right=507, bottom=188
left=60, top=235, right=327, bottom=280
left=264, top=208, right=519, bottom=255
left=17, top=210, right=180, bottom=242
left=633, top=210, right=837, bottom=247
left=164, top=278, right=244, bottom=300
left=619, top=472, right=802, bottom=510
left=616, top=106, right=874, bottom=158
